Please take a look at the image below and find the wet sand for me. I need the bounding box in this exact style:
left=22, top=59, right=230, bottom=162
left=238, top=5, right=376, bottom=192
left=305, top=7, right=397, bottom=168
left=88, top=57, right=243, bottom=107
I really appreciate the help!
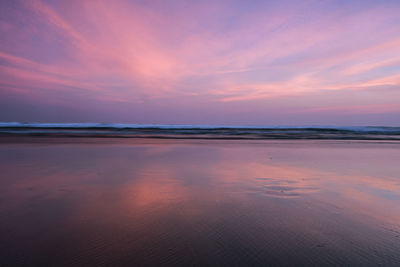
left=1, top=137, right=400, bottom=266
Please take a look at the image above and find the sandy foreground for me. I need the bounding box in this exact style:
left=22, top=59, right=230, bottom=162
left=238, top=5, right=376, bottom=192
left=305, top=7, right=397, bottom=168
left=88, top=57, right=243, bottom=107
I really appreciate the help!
left=1, top=137, right=400, bottom=266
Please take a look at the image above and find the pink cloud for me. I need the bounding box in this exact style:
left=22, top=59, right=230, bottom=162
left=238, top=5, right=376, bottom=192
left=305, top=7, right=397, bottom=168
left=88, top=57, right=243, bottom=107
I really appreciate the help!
left=1, top=0, right=400, bottom=124
left=300, top=104, right=400, bottom=115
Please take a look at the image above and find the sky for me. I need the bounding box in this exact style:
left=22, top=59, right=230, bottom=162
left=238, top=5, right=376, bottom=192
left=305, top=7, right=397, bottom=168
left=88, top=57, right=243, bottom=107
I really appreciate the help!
left=0, top=0, right=400, bottom=126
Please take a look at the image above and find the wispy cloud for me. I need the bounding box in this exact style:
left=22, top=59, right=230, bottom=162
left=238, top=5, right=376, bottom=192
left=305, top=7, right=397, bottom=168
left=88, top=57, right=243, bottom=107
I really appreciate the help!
left=1, top=0, right=399, bottom=123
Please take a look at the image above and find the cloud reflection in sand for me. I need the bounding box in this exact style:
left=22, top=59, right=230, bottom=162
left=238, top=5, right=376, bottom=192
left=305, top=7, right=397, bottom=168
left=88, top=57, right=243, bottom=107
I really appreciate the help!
left=1, top=140, right=400, bottom=265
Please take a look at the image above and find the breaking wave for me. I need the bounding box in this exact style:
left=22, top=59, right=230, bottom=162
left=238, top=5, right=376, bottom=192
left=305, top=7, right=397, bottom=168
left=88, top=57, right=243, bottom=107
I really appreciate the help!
left=0, top=122, right=399, bottom=140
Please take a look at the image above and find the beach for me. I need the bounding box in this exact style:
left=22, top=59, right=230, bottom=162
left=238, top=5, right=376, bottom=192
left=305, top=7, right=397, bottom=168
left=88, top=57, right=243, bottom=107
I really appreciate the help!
left=2, top=0, right=400, bottom=265
left=1, top=137, right=400, bottom=266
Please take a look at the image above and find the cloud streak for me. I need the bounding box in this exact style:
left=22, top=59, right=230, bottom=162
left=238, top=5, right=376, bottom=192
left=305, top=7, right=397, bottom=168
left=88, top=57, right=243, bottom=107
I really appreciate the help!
left=0, top=0, right=400, bottom=124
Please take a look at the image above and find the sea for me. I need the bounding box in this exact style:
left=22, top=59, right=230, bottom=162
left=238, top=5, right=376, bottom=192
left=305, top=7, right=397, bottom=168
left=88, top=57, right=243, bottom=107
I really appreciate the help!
left=1, top=122, right=400, bottom=140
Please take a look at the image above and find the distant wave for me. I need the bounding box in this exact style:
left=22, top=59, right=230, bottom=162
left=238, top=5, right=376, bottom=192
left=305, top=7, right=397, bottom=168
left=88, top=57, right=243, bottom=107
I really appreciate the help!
left=0, top=122, right=400, bottom=140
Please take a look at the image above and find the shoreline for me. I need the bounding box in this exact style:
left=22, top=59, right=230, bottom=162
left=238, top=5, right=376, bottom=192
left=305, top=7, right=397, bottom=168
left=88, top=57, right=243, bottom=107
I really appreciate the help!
left=1, top=135, right=400, bottom=145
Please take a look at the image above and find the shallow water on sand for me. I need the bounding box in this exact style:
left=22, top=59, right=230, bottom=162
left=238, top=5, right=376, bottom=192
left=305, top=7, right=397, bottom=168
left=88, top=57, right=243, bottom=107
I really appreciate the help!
left=1, top=138, right=400, bottom=266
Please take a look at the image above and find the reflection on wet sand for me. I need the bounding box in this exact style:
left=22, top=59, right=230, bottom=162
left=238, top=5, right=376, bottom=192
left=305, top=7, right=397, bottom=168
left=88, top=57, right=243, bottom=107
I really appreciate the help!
left=0, top=139, right=400, bottom=266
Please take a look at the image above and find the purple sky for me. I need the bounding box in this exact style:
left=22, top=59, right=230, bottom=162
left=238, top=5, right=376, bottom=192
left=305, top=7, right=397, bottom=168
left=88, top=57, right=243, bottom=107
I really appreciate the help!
left=1, top=0, right=400, bottom=125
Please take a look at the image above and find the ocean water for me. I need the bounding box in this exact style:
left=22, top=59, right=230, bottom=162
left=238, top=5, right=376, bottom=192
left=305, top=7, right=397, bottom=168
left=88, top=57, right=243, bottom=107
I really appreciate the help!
left=0, top=137, right=400, bottom=266
left=1, top=122, right=400, bottom=140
